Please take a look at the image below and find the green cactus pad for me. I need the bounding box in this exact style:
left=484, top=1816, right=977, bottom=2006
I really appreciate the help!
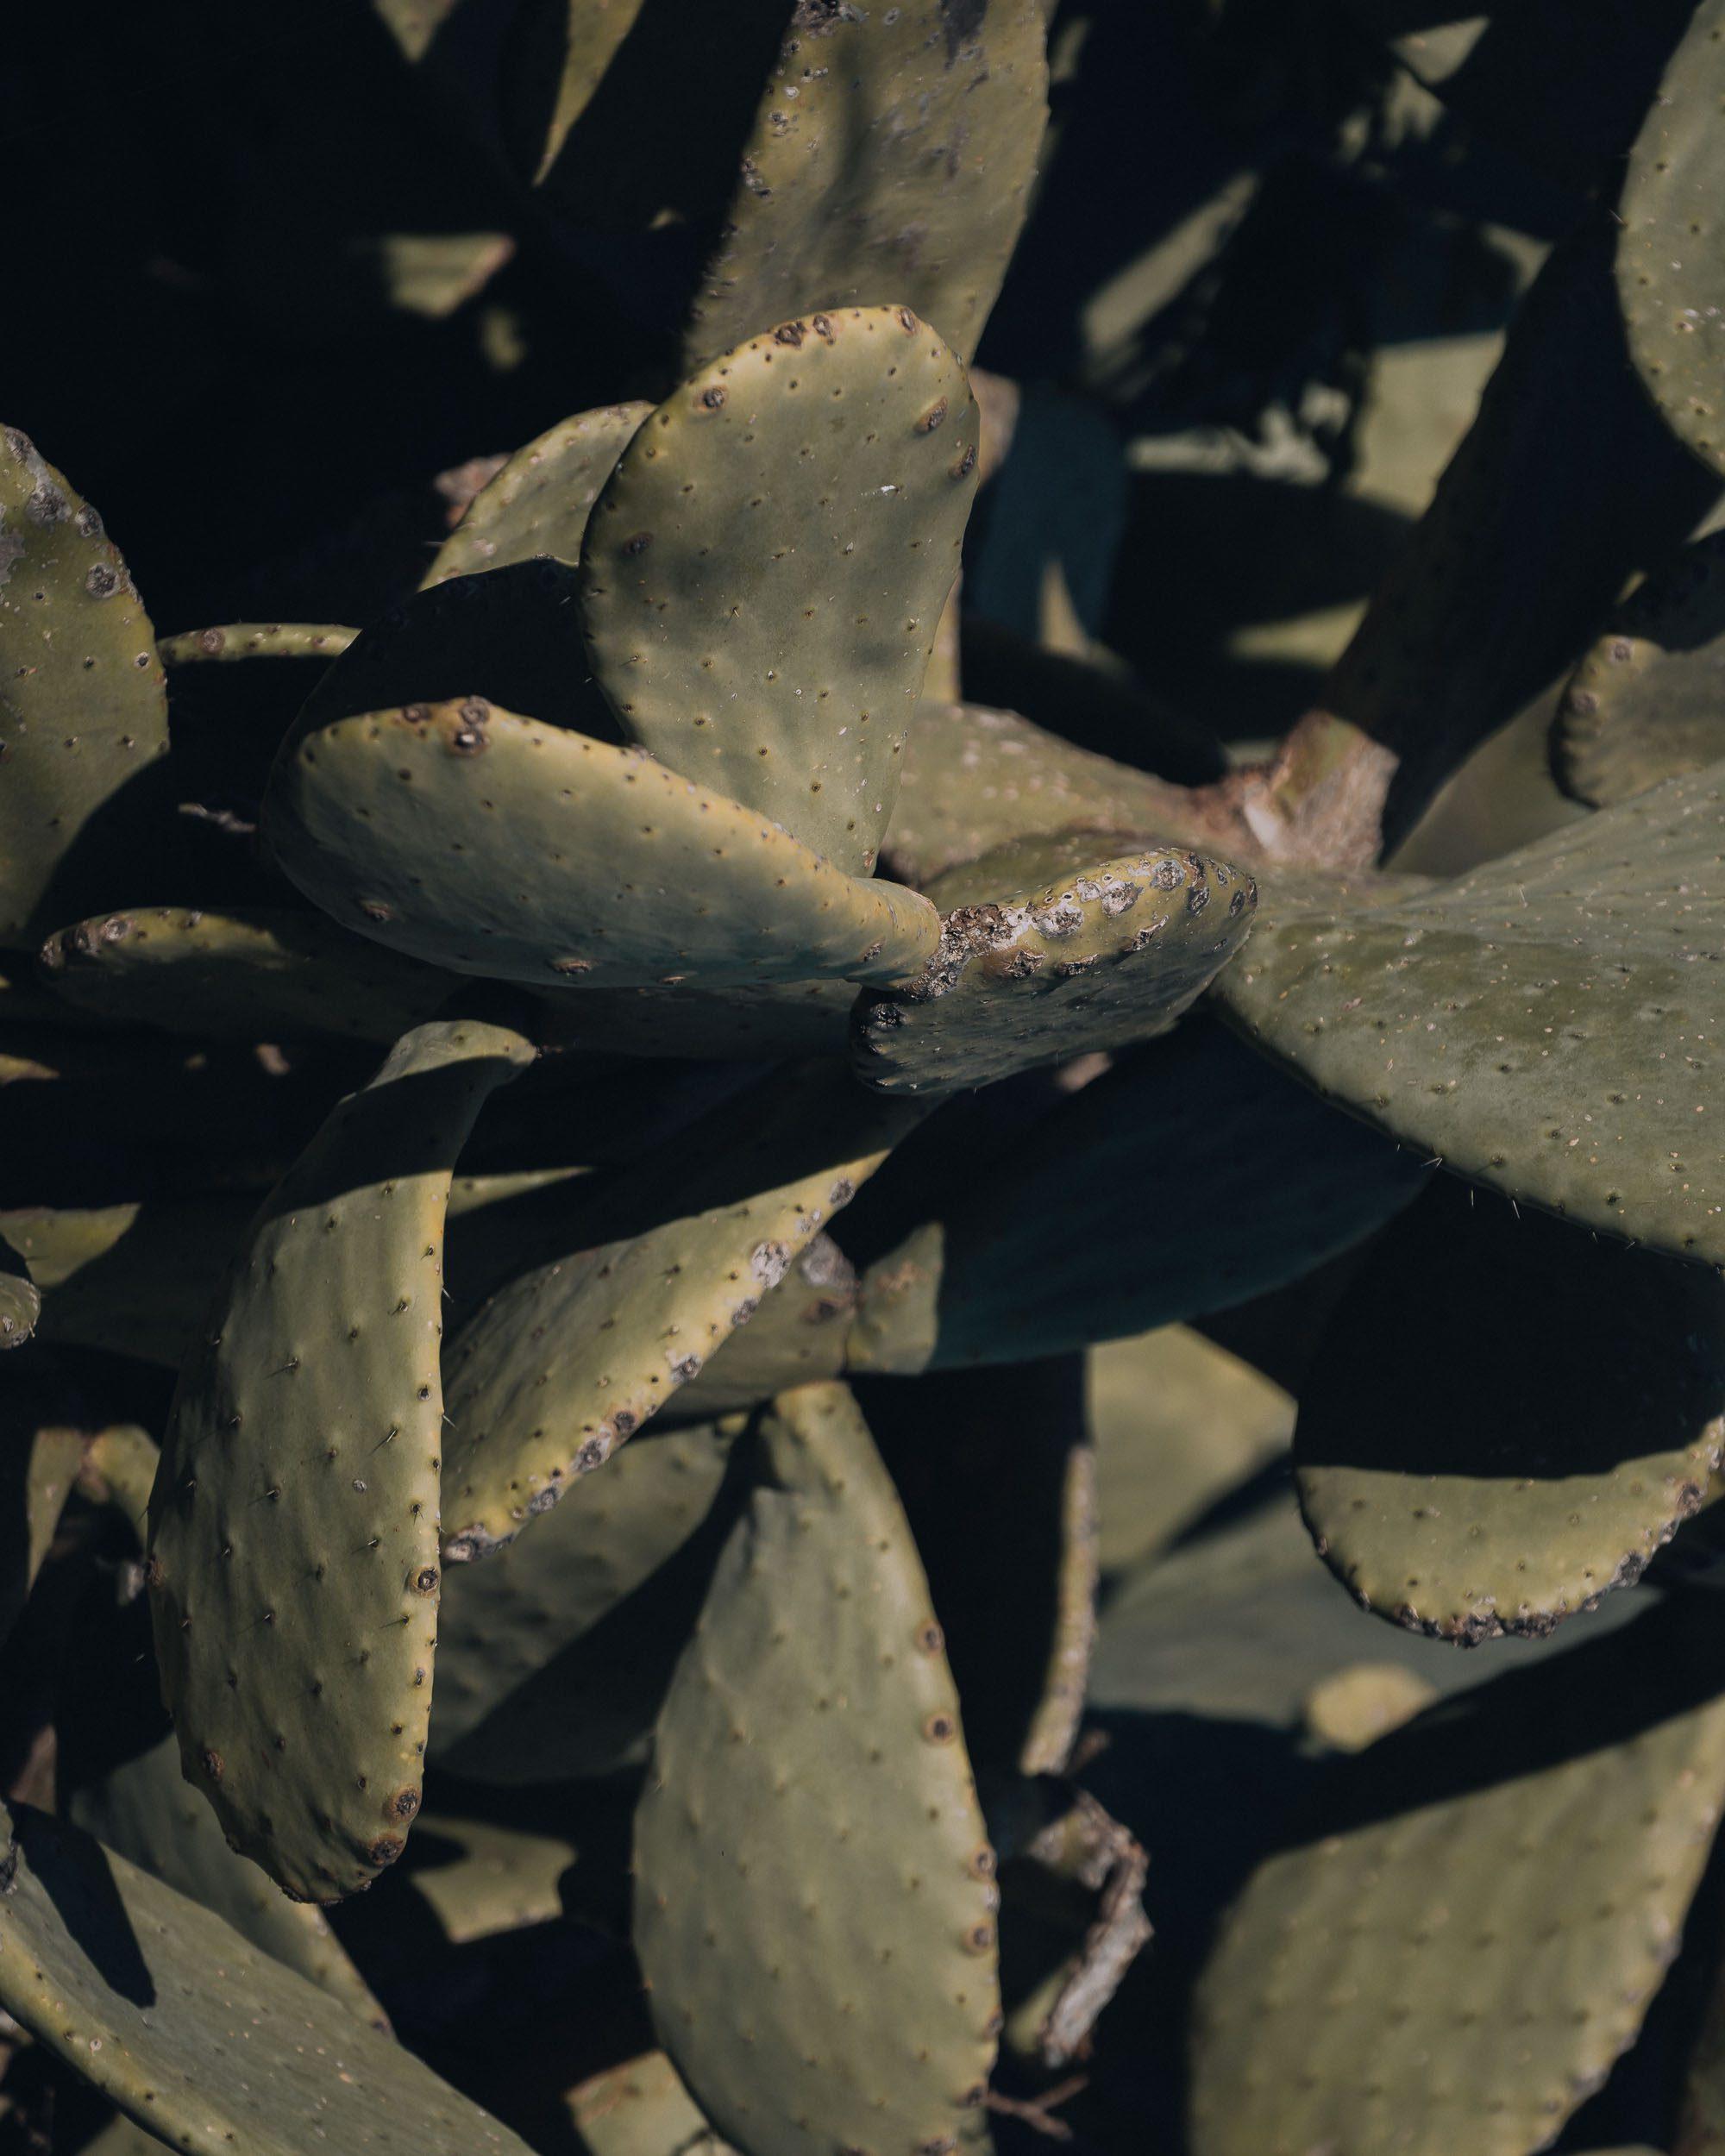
left=862, top=1360, right=1096, bottom=1777
left=0, top=1802, right=536, bottom=2155
left=78, top=1424, right=162, bottom=1542
left=883, top=703, right=1197, bottom=891
left=1555, top=533, right=1725, bottom=807
left=39, top=906, right=456, bottom=1043
left=1092, top=1493, right=1496, bottom=1743
left=431, top=1420, right=739, bottom=1783
left=666, top=1235, right=856, bottom=1421
left=684, top=1, right=1047, bottom=370
left=0, top=431, right=171, bottom=946
left=1089, top=1326, right=1295, bottom=1574
left=394, top=1814, right=578, bottom=1945
left=147, top=1018, right=533, bottom=1902
left=853, top=843, right=1258, bottom=1096
left=849, top=1017, right=1427, bottom=1369
left=5, top=1176, right=586, bottom=1373
left=440, top=1067, right=919, bottom=1557
left=1295, top=1181, right=1725, bottom=1643
left=1189, top=1599, right=1725, bottom=2156
left=634, top=1382, right=1000, bottom=2156
left=566, top=2052, right=733, bottom=2156
left=0, top=1400, right=83, bottom=1651
left=423, top=404, right=650, bottom=587
left=0, top=1225, right=40, bottom=1348
left=581, top=310, right=978, bottom=874
left=1219, top=761, right=1725, bottom=1263
left=157, top=624, right=357, bottom=667
left=66, top=1734, right=387, bottom=2028
left=1618, top=0, right=1725, bottom=478
left=0, top=1200, right=229, bottom=1367
left=264, top=699, right=941, bottom=991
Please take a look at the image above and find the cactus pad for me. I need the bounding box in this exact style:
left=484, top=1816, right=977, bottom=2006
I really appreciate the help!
left=1618, top=0, right=1725, bottom=478
left=147, top=1019, right=532, bottom=1902
left=685, top=1, right=1047, bottom=369
left=440, top=1068, right=919, bottom=1557
left=666, top=1234, right=856, bottom=1420
left=423, top=404, right=650, bottom=587
left=395, top=1814, right=579, bottom=1946
left=853, top=843, right=1257, bottom=1095
left=850, top=1018, right=1427, bottom=1369
left=634, top=1382, right=1000, bottom=2156
left=884, top=703, right=1197, bottom=891
left=432, top=1420, right=740, bottom=1781
left=1189, top=1601, right=1725, bottom=2156
left=66, top=1734, right=387, bottom=2028
left=1217, top=762, right=1725, bottom=1266
left=1295, top=1181, right=1725, bottom=1642
left=566, top=2052, right=732, bottom=2156
left=1554, top=532, right=1725, bottom=806
left=0, top=431, right=170, bottom=945
left=265, top=699, right=941, bottom=990
left=0, top=1226, right=40, bottom=1349
left=0, top=1802, right=536, bottom=2155
left=40, top=906, right=456, bottom=1043
left=581, top=309, right=979, bottom=874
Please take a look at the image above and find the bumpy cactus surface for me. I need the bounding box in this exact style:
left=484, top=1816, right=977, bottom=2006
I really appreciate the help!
left=9, top=6, right=1725, bottom=2154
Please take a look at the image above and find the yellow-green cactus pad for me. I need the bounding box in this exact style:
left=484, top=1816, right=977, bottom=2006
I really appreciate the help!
left=147, top=1020, right=532, bottom=1901
left=634, top=1383, right=1000, bottom=2156
left=582, top=309, right=978, bottom=874
left=264, top=699, right=940, bottom=990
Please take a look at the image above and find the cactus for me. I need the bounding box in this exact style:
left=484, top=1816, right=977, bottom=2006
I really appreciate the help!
left=1554, top=530, right=1725, bottom=806
left=13, top=9, right=1725, bottom=2152
left=0, top=1801, right=536, bottom=2155
left=147, top=1019, right=534, bottom=1899
left=633, top=1384, right=1000, bottom=2156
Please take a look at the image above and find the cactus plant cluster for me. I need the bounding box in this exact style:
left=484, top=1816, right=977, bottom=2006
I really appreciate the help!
left=10, top=3, right=1725, bottom=2153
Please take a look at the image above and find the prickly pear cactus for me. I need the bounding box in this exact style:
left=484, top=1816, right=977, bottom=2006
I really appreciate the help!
left=14, top=7, right=1725, bottom=2153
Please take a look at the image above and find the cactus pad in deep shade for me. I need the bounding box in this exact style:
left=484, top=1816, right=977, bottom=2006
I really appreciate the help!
left=850, top=1018, right=1428, bottom=1370
left=1217, top=762, right=1725, bottom=1266
left=147, top=1020, right=532, bottom=1901
left=685, top=0, right=1047, bottom=371
left=1295, top=1180, right=1725, bottom=1642
left=0, top=1802, right=537, bottom=2155
left=582, top=309, right=978, bottom=874
left=1618, top=0, right=1725, bottom=478
left=0, top=433, right=171, bottom=946
left=432, top=1420, right=740, bottom=1782
left=1190, top=1600, right=1725, bottom=2156
left=852, top=841, right=1257, bottom=1095
left=39, top=906, right=457, bottom=1043
left=1554, top=531, right=1725, bottom=806
left=634, top=1383, right=999, bottom=2156
left=264, top=699, right=941, bottom=991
